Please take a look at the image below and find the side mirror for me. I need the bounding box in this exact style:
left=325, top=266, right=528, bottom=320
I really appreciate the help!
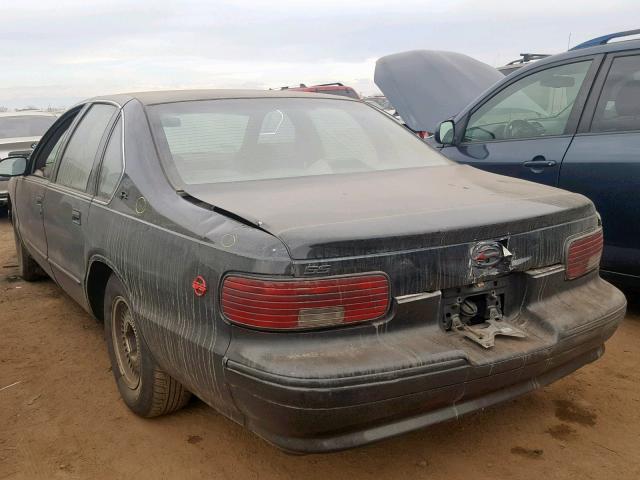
left=0, top=156, right=28, bottom=179
left=435, top=120, right=455, bottom=145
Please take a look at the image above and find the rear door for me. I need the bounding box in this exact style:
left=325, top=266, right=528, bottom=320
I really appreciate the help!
left=442, top=58, right=600, bottom=186
left=12, top=110, right=80, bottom=275
left=44, top=102, right=118, bottom=306
left=559, top=51, right=640, bottom=279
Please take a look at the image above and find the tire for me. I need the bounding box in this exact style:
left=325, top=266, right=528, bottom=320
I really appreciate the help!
left=13, top=226, right=43, bottom=282
left=104, top=274, right=191, bottom=417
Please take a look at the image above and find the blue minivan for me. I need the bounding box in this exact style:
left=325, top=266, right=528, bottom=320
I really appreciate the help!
left=376, top=30, right=640, bottom=288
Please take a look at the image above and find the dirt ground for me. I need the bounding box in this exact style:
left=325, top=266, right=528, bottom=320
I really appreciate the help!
left=0, top=216, right=638, bottom=480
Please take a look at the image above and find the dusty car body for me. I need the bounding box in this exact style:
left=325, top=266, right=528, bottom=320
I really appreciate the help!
left=5, top=90, right=626, bottom=453
left=0, top=111, right=57, bottom=207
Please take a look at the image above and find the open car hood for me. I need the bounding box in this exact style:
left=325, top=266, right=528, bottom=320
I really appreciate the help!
left=374, top=50, right=503, bottom=133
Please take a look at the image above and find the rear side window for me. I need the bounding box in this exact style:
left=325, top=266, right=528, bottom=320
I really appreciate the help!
left=591, top=55, right=640, bottom=133
left=465, top=61, right=591, bottom=142
left=56, top=104, right=116, bottom=191
left=97, top=117, right=123, bottom=199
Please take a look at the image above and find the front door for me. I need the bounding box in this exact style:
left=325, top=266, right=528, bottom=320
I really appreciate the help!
left=559, top=52, right=640, bottom=279
left=44, top=103, right=117, bottom=306
left=13, top=111, right=79, bottom=276
left=444, top=60, right=597, bottom=186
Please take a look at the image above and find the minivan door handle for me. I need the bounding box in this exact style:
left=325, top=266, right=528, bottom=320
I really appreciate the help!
left=71, top=209, right=81, bottom=225
left=35, top=195, right=43, bottom=215
left=523, top=156, right=556, bottom=173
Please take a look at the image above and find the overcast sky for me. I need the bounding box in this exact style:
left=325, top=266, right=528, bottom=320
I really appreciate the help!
left=2, top=0, right=639, bottom=109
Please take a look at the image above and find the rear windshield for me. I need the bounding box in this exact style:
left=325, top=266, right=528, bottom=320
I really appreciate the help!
left=147, top=98, right=449, bottom=185
left=0, top=115, right=56, bottom=139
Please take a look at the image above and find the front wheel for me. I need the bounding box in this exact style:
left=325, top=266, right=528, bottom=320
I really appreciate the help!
left=104, top=275, right=191, bottom=417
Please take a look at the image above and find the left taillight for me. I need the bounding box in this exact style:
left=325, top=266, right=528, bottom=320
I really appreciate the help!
left=221, top=273, right=390, bottom=330
left=565, top=229, right=603, bottom=280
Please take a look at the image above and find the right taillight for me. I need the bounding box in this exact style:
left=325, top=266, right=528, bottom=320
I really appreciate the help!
left=565, top=229, right=603, bottom=280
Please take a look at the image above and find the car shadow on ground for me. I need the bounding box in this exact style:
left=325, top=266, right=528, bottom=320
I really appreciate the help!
left=621, top=287, right=640, bottom=317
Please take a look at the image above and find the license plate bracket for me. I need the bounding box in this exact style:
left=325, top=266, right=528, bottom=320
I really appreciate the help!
left=441, top=278, right=526, bottom=348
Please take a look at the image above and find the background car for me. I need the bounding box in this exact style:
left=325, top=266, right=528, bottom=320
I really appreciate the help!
left=363, top=95, right=395, bottom=113
left=3, top=89, right=625, bottom=453
left=279, top=82, right=360, bottom=99
left=497, top=53, right=551, bottom=75
left=0, top=111, right=58, bottom=210
left=376, top=29, right=640, bottom=289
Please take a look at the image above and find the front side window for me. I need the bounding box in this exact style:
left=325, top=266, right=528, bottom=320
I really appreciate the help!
left=148, top=98, right=449, bottom=186
left=32, top=112, right=79, bottom=178
left=591, top=55, right=640, bottom=133
left=97, top=117, right=123, bottom=199
left=464, top=61, right=591, bottom=142
left=56, top=104, right=116, bottom=191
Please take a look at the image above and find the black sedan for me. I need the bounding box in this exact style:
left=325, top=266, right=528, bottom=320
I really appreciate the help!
left=2, top=90, right=626, bottom=453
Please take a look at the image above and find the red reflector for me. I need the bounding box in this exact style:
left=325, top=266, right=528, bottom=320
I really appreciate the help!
left=565, top=229, right=603, bottom=280
left=192, top=275, right=207, bottom=296
left=221, top=274, right=390, bottom=330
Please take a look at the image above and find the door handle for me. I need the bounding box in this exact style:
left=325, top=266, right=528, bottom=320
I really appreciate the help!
left=35, top=195, right=43, bottom=215
left=523, top=156, right=557, bottom=174
left=523, top=157, right=557, bottom=169
left=71, top=209, right=81, bottom=225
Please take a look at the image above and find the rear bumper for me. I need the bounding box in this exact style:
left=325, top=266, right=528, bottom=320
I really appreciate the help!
left=223, top=271, right=626, bottom=453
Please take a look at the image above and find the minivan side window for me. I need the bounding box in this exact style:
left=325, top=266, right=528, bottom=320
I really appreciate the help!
left=97, top=117, right=123, bottom=199
left=464, top=61, right=592, bottom=142
left=55, top=104, right=116, bottom=191
left=591, top=55, right=640, bottom=133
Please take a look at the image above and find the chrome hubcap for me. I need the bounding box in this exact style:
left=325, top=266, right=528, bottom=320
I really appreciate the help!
left=112, top=297, right=140, bottom=389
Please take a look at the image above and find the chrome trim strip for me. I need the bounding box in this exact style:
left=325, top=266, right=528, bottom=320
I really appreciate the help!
left=396, top=291, right=441, bottom=304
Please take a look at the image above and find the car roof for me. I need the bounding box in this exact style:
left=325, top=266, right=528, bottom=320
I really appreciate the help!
left=512, top=38, right=640, bottom=76
left=87, top=89, right=358, bottom=107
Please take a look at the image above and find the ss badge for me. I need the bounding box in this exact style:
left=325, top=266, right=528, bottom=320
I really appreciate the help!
left=304, top=264, right=332, bottom=275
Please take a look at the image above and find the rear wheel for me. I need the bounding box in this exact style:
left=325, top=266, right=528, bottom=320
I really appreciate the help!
left=104, top=274, right=191, bottom=417
left=13, top=226, right=43, bottom=282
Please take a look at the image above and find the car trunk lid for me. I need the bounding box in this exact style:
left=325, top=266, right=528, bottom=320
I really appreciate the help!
left=184, top=164, right=595, bottom=265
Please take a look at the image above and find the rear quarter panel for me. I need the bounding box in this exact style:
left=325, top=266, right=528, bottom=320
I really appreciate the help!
left=85, top=100, right=291, bottom=414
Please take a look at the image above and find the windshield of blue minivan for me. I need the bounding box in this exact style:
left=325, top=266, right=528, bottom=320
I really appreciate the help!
left=148, top=98, right=449, bottom=185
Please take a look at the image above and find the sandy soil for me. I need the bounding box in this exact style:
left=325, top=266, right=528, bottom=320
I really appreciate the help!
left=0, top=216, right=638, bottom=480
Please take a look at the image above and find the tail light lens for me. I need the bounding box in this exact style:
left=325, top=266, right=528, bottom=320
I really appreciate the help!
left=221, top=273, right=390, bottom=330
left=565, top=229, right=603, bottom=280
